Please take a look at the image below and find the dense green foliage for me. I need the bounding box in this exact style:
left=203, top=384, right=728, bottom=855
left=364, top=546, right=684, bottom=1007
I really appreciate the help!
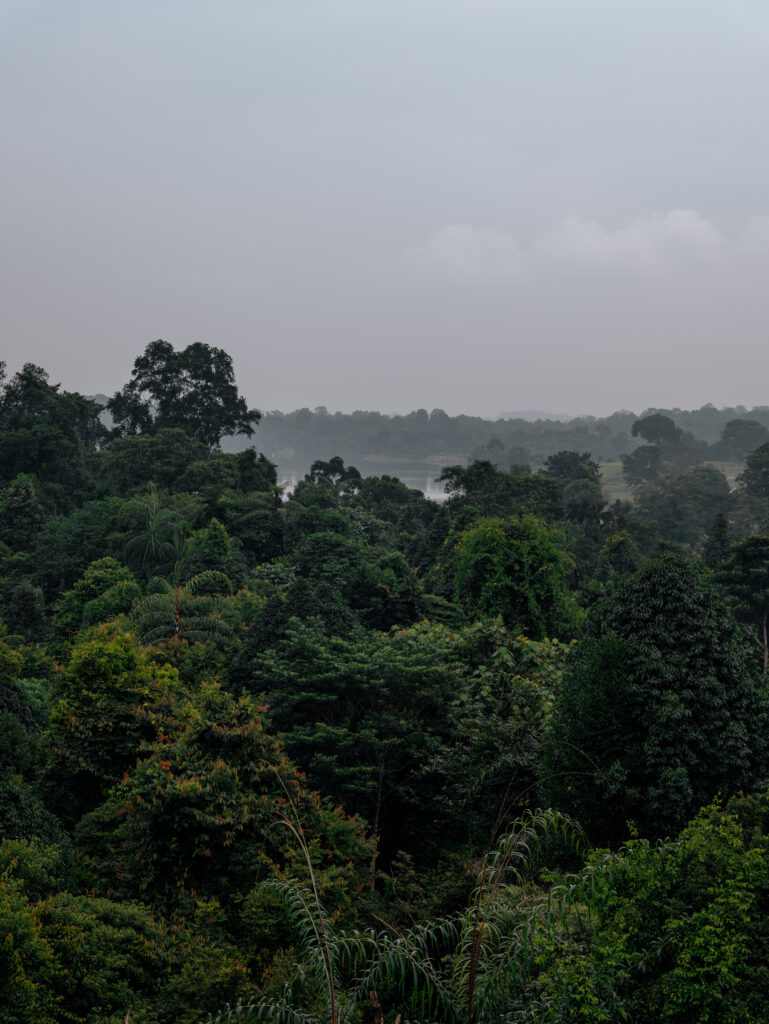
left=4, top=346, right=769, bottom=1022
left=546, top=554, right=769, bottom=843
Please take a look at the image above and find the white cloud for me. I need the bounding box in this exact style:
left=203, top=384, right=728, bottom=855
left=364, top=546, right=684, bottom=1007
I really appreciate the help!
left=405, top=209, right=746, bottom=284
left=532, top=209, right=724, bottom=275
left=404, top=223, right=523, bottom=283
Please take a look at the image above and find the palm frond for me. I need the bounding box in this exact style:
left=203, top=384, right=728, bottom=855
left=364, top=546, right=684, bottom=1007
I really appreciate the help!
left=146, top=576, right=173, bottom=595
left=187, top=570, right=234, bottom=597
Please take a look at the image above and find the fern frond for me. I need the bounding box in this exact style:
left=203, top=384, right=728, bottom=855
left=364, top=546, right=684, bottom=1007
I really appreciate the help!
left=202, top=996, right=321, bottom=1024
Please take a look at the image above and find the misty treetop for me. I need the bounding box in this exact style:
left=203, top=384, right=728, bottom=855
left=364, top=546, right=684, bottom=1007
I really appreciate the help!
left=249, top=401, right=769, bottom=479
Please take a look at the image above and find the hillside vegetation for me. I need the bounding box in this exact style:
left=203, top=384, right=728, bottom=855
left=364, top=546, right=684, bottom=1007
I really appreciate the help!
left=4, top=344, right=769, bottom=1022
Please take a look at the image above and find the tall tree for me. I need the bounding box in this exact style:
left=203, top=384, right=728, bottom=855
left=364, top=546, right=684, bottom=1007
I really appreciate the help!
left=631, top=413, right=684, bottom=445
left=562, top=479, right=605, bottom=534
left=449, top=515, right=574, bottom=638
left=718, top=535, right=769, bottom=673
left=716, top=418, right=769, bottom=460
left=0, top=475, right=46, bottom=551
left=637, top=466, right=729, bottom=548
left=438, top=460, right=563, bottom=520
left=52, top=556, right=140, bottom=638
left=243, top=619, right=461, bottom=869
left=75, top=680, right=372, bottom=912
left=42, top=631, right=175, bottom=824
left=546, top=553, right=769, bottom=842
left=540, top=450, right=600, bottom=485
left=738, top=442, right=769, bottom=499
left=305, top=456, right=363, bottom=494
left=621, top=444, right=663, bottom=491
left=0, top=363, right=104, bottom=503
left=129, top=571, right=234, bottom=646
left=622, top=443, right=703, bottom=494
left=107, top=340, right=260, bottom=448
left=703, top=511, right=730, bottom=567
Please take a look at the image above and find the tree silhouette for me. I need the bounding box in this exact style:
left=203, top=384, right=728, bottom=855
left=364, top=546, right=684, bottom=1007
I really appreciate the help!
left=108, top=340, right=260, bottom=449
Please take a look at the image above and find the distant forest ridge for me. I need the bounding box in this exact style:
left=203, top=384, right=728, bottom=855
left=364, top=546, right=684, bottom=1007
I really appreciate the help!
left=89, top=393, right=769, bottom=476
left=227, top=403, right=769, bottom=475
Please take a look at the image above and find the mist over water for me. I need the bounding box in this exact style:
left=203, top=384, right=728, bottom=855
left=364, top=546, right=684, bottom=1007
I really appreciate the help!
left=277, top=459, right=449, bottom=501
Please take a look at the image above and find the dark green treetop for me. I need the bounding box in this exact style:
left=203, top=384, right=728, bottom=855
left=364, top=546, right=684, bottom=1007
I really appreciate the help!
left=438, top=460, right=563, bottom=520
left=107, top=340, right=260, bottom=449
left=718, top=534, right=769, bottom=673
left=0, top=363, right=105, bottom=503
left=547, top=553, right=769, bottom=843
left=631, top=413, right=684, bottom=445
left=305, top=456, right=363, bottom=494
left=540, top=450, right=600, bottom=485
left=448, top=514, right=575, bottom=639
left=738, top=442, right=769, bottom=500
left=717, top=418, right=769, bottom=459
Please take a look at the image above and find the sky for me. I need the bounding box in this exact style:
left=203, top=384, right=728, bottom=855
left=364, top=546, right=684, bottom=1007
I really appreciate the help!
left=3, top=0, right=769, bottom=418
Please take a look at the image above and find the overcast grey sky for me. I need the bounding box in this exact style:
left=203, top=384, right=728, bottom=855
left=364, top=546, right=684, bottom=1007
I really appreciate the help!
left=3, top=0, right=769, bottom=417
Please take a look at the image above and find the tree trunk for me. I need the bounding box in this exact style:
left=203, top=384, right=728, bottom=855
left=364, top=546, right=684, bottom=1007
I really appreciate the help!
left=370, top=763, right=384, bottom=891
left=369, top=991, right=383, bottom=1024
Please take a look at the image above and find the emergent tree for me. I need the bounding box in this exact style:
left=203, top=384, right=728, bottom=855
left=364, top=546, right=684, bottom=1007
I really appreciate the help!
left=107, top=340, right=260, bottom=448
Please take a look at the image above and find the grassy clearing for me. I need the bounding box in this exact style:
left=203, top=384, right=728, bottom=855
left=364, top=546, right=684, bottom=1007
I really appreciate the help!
left=705, top=460, right=744, bottom=488
left=600, top=458, right=744, bottom=506
left=600, top=461, right=634, bottom=503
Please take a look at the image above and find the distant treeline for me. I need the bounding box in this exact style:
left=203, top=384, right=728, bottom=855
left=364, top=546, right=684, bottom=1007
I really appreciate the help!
left=224, top=403, right=769, bottom=474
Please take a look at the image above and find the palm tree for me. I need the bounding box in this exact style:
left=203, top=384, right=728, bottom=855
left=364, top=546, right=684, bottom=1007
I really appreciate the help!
left=130, top=570, right=233, bottom=645
left=120, top=486, right=199, bottom=579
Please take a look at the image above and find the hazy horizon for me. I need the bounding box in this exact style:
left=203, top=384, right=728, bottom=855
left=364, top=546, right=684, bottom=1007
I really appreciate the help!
left=4, top=1, right=769, bottom=418
left=79, top=389, right=769, bottom=424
